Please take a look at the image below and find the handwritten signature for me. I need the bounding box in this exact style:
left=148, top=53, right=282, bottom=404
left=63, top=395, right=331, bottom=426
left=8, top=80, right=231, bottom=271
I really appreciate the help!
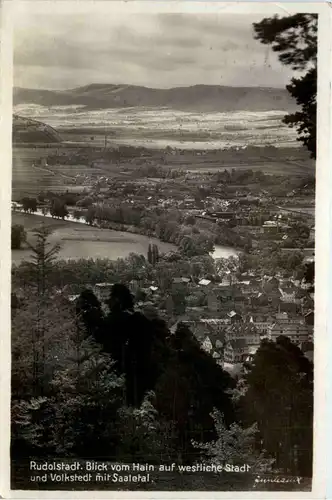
left=253, top=475, right=302, bottom=487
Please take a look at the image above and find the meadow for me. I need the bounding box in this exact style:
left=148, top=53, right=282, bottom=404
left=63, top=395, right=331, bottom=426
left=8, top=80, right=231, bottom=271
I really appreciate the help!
left=11, top=212, right=177, bottom=264
left=12, top=139, right=315, bottom=200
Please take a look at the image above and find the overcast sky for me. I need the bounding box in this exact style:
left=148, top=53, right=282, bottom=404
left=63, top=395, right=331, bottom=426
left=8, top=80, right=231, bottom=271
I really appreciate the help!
left=13, top=5, right=296, bottom=90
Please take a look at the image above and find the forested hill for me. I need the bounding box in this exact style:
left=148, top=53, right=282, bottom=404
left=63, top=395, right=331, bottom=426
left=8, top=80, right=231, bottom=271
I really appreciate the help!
left=13, top=114, right=62, bottom=143
left=11, top=268, right=313, bottom=480
left=13, top=84, right=297, bottom=112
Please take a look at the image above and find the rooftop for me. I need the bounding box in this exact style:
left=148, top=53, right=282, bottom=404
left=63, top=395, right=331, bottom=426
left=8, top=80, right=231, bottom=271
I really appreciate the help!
left=279, top=287, right=296, bottom=294
left=173, top=277, right=191, bottom=284
left=201, top=318, right=230, bottom=324
left=271, top=324, right=309, bottom=333
left=95, top=283, right=113, bottom=288
left=228, top=310, right=239, bottom=318
left=228, top=339, right=247, bottom=349
left=199, top=279, right=212, bottom=286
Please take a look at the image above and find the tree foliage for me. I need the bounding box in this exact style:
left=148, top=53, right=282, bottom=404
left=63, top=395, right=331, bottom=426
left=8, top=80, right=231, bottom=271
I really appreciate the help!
left=147, top=244, right=160, bottom=266
left=101, top=286, right=160, bottom=407
left=11, top=293, right=77, bottom=399
left=76, top=196, right=93, bottom=208
left=116, top=392, right=177, bottom=463
left=50, top=199, right=69, bottom=219
left=21, top=197, right=37, bottom=213
left=155, top=323, right=235, bottom=458
left=11, top=224, right=26, bottom=250
left=76, top=288, right=104, bottom=340
left=304, top=261, right=314, bottom=285
left=253, top=14, right=317, bottom=157
left=26, top=225, right=60, bottom=296
left=46, top=339, right=124, bottom=456
left=192, top=410, right=274, bottom=472
left=11, top=228, right=313, bottom=477
left=239, top=336, right=313, bottom=476
left=12, top=334, right=125, bottom=457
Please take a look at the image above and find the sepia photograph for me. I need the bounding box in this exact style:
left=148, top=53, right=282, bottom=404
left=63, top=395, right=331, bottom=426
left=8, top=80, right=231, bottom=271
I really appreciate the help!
left=4, top=0, right=328, bottom=494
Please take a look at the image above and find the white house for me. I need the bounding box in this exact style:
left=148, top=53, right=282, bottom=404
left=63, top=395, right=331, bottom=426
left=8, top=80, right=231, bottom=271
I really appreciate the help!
left=279, top=287, right=297, bottom=303
left=261, top=220, right=279, bottom=233
left=224, top=339, right=248, bottom=364
left=199, top=278, right=212, bottom=287
left=202, top=336, right=213, bottom=353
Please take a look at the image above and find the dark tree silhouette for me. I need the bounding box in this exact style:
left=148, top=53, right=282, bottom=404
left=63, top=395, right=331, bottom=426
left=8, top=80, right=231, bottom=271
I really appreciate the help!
left=11, top=292, right=20, bottom=313
left=100, top=284, right=158, bottom=406
left=84, top=206, right=96, bottom=225
left=21, top=197, right=37, bottom=213
left=11, top=224, right=26, bottom=250
left=50, top=199, right=69, bottom=219
left=253, top=14, right=317, bottom=157
left=88, top=286, right=236, bottom=459
left=107, top=283, right=135, bottom=313
left=304, top=261, right=314, bottom=284
left=239, top=336, right=313, bottom=476
left=155, top=322, right=236, bottom=459
left=76, top=289, right=104, bottom=341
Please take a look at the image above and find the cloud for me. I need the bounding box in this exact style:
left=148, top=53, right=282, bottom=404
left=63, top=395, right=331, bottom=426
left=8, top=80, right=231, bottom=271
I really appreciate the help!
left=13, top=6, right=296, bottom=90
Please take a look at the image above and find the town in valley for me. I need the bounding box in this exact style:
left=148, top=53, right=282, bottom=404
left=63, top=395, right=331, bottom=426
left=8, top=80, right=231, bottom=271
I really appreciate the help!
left=11, top=7, right=316, bottom=492
left=12, top=121, right=315, bottom=370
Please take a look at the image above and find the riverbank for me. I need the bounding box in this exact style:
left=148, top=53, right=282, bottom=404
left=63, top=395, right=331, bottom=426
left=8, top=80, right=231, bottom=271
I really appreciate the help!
left=12, top=211, right=239, bottom=264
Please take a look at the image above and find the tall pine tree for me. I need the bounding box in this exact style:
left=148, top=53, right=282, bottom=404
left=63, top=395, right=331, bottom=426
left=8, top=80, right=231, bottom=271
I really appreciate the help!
left=24, top=226, right=61, bottom=392
left=253, top=14, right=317, bottom=158
left=27, top=225, right=60, bottom=297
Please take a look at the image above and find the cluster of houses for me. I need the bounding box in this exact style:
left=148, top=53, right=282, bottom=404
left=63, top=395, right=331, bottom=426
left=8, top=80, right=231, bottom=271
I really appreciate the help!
left=81, top=268, right=314, bottom=373
left=195, top=308, right=311, bottom=361
left=173, top=306, right=313, bottom=370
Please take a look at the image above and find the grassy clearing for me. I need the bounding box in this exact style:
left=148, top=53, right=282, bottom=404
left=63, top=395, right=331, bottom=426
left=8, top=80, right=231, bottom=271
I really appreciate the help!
left=11, top=212, right=176, bottom=265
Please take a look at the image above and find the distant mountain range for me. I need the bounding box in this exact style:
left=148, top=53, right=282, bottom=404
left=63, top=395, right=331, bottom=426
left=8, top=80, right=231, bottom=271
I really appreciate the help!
left=13, top=84, right=297, bottom=112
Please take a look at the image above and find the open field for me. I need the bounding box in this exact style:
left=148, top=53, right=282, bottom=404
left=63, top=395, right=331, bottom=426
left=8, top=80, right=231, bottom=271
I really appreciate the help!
left=13, top=100, right=299, bottom=149
left=12, top=212, right=177, bottom=264
left=12, top=139, right=315, bottom=199
left=12, top=145, right=106, bottom=198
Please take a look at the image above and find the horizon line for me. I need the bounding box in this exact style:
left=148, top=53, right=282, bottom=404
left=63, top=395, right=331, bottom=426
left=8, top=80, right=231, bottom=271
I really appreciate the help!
left=14, top=82, right=288, bottom=92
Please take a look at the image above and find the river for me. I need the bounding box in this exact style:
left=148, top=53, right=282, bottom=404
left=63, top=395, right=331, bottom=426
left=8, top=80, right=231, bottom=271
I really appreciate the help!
left=11, top=209, right=239, bottom=264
